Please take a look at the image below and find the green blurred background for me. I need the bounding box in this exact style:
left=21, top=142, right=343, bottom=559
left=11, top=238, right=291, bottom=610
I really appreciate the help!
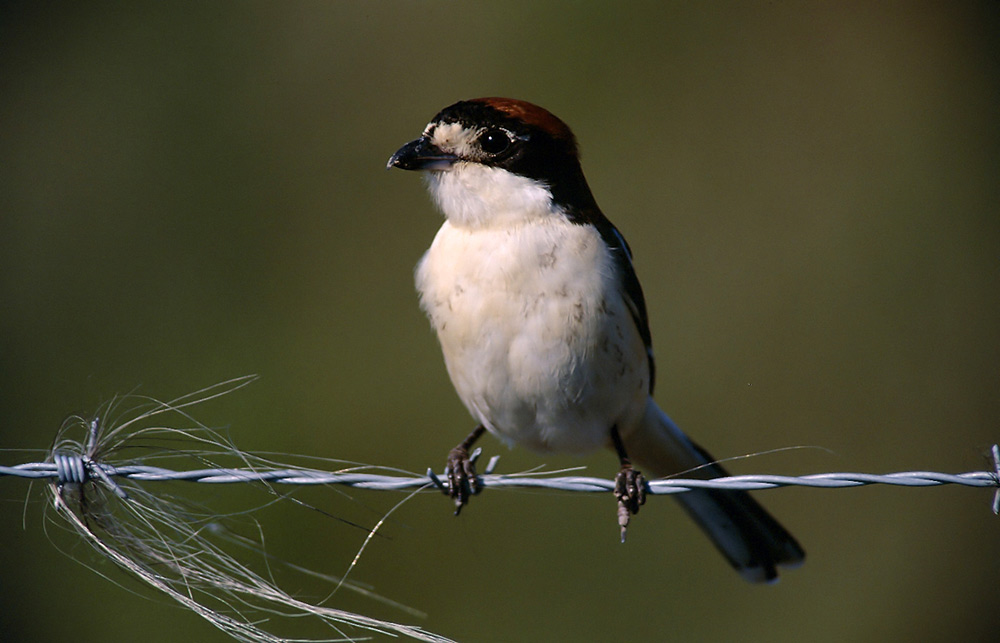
left=2, top=2, right=998, bottom=641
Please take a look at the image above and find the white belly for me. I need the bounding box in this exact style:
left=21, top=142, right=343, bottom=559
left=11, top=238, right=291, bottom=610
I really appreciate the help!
left=415, top=217, right=650, bottom=454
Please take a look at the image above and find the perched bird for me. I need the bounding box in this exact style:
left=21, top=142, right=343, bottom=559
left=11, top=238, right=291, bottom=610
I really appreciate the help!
left=387, top=97, right=804, bottom=582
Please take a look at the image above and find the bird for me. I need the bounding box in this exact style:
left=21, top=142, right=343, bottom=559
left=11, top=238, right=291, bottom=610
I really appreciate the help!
left=387, top=97, right=804, bottom=582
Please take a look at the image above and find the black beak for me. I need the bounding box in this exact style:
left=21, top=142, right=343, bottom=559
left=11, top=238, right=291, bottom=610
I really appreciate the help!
left=386, top=137, right=458, bottom=171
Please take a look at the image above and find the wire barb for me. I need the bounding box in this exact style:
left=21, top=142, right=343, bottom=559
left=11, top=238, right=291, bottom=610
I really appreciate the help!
left=53, top=452, right=87, bottom=486
left=991, top=444, right=1000, bottom=516
left=50, top=451, right=129, bottom=500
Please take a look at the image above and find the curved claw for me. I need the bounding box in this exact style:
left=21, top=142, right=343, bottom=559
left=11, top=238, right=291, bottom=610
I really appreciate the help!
left=446, top=446, right=481, bottom=515
left=614, top=465, right=647, bottom=542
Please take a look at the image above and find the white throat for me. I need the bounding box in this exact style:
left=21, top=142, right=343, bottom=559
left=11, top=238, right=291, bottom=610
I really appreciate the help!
left=425, top=164, right=557, bottom=229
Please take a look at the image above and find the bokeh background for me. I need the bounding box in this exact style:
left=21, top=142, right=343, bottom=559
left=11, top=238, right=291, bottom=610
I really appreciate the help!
left=2, top=2, right=998, bottom=642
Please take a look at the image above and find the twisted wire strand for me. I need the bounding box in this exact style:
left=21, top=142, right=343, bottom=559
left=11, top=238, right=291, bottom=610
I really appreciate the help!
left=4, top=450, right=998, bottom=498
left=5, top=376, right=997, bottom=643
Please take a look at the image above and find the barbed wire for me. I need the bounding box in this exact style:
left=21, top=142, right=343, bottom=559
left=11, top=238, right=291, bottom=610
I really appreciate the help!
left=5, top=377, right=465, bottom=643
left=3, top=445, right=999, bottom=512
left=3, top=377, right=998, bottom=643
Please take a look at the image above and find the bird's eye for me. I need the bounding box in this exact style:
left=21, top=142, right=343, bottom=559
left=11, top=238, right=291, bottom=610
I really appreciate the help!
left=479, top=128, right=512, bottom=155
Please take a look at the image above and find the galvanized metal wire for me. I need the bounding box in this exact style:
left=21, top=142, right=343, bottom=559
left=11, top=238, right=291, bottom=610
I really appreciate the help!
left=4, top=376, right=997, bottom=643
left=3, top=447, right=999, bottom=508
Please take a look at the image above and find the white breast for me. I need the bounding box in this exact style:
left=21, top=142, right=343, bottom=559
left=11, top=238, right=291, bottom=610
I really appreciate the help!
left=415, top=214, right=650, bottom=454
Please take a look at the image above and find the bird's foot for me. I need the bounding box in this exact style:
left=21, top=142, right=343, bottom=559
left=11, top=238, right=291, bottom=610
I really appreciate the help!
left=445, top=445, right=481, bottom=515
left=614, top=464, right=647, bottom=542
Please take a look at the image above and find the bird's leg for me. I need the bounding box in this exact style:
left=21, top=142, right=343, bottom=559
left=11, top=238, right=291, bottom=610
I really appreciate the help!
left=611, top=425, right=646, bottom=542
left=446, top=425, right=486, bottom=515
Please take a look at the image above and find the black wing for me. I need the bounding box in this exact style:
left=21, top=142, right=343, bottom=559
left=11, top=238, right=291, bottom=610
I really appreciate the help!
left=589, top=213, right=656, bottom=395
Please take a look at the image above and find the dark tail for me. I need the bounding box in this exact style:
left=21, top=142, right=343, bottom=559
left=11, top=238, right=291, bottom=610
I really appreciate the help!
left=621, top=400, right=805, bottom=583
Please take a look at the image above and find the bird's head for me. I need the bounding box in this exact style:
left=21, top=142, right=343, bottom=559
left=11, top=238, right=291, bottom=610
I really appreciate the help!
left=388, top=98, right=597, bottom=227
